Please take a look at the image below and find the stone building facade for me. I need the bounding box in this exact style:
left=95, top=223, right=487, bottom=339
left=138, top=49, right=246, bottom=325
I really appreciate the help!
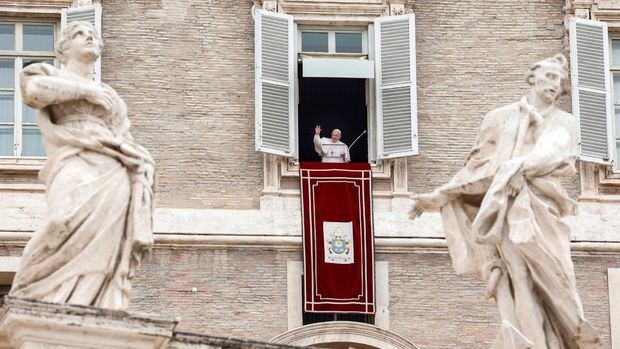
left=0, top=0, right=619, bottom=348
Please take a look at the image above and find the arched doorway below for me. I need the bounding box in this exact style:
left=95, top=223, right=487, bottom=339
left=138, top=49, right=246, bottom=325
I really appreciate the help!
left=270, top=321, right=419, bottom=349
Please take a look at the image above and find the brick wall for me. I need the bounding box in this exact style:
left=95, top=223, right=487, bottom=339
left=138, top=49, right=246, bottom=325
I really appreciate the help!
left=128, top=247, right=614, bottom=348
left=409, top=0, right=580, bottom=198
left=130, top=247, right=297, bottom=339
left=96, top=0, right=579, bottom=209
left=100, top=0, right=262, bottom=209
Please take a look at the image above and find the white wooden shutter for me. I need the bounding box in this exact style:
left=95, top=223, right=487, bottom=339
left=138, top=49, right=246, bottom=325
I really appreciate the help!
left=374, top=14, right=418, bottom=159
left=254, top=9, right=295, bottom=157
left=570, top=17, right=614, bottom=165
left=61, top=4, right=102, bottom=83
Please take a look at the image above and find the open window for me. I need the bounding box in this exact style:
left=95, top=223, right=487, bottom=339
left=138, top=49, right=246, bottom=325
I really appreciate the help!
left=297, top=27, right=372, bottom=163
left=254, top=10, right=417, bottom=163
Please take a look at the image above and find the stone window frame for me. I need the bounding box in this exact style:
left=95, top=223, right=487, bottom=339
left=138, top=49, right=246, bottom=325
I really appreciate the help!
left=0, top=18, right=58, bottom=169
left=294, top=23, right=375, bottom=162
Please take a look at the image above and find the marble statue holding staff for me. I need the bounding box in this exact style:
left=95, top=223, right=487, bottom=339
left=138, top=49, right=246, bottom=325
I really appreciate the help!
left=409, top=54, right=601, bottom=348
left=10, top=21, right=155, bottom=310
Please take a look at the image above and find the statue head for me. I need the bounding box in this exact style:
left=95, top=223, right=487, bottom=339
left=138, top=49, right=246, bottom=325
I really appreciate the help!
left=56, top=21, right=103, bottom=65
left=331, top=128, right=341, bottom=143
left=525, top=54, right=569, bottom=103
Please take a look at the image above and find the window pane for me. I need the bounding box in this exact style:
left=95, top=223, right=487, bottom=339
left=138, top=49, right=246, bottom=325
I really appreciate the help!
left=336, top=32, right=363, bottom=53
left=21, top=126, right=45, bottom=157
left=0, top=59, right=14, bottom=89
left=613, top=40, right=620, bottom=67
left=22, top=104, right=36, bottom=124
left=0, top=24, right=15, bottom=51
left=0, top=93, right=14, bottom=123
left=302, top=32, right=328, bottom=52
left=0, top=126, right=13, bottom=156
left=614, top=74, right=620, bottom=104
left=23, top=25, right=54, bottom=52
left=617, top=141, right=620, bottom=168
left=616, top=107, right=620, bottom=138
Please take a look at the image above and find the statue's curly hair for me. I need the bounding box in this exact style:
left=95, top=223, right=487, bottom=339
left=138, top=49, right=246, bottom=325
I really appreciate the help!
left=524, top=54, right=570, bottom=98
left=55, top=21, right=103, bottom=65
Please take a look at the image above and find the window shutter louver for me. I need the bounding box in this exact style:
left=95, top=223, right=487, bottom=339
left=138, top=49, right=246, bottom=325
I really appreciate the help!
left=254, top=9, right=295, bottom=157
left=61, top=4, right=102, bottom=83
left=570, top=17, right=614, bottom=165
left=374, top=14, right=418, bottom=159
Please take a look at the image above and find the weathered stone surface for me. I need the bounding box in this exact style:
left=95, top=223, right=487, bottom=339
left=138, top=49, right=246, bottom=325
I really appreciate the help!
left=0, top=297, right=303, bottom=349
left=10, top=21, right=155, bottom=310
left=0, top=296, right=177, bottom=349
left=411, top=55, right=601, bottom=348
left=170, top=332, right=301, bottom=349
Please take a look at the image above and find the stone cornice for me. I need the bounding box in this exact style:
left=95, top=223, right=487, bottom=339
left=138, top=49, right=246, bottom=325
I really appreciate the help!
left=254, top=0, right=414, bottom=24
left=1, top=231, right=619, bottom=255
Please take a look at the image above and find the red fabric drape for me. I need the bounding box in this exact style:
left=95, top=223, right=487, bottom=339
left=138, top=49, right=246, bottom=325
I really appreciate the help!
left=300, top=162, right=375, bottom=313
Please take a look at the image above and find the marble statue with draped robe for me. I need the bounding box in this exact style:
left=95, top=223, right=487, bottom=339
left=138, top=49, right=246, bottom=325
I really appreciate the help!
left=410, top=54, right=601, bottom=348
left=9, top=21, right=155, bottom=310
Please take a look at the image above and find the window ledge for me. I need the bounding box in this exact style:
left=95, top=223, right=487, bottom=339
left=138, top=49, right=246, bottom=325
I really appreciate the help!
left=0, top=158, right=45, bottom=172
left=280, top=157, right=391, bottom=179
left=299, top=52, right=368, bottom=60
left=599, top=165, right=620, bottom=186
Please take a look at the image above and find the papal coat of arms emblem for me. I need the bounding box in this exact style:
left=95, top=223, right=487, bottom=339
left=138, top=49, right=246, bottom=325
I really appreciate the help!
left=323, top=221, right=354, bottom=264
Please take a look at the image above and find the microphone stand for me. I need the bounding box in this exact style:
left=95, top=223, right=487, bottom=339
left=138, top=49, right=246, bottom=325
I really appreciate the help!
left=348, top=130, right=367, bottom=152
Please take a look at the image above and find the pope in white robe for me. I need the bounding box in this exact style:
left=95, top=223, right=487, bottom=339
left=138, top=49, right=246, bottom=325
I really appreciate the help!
left=313, top=125, right=350, bottom=163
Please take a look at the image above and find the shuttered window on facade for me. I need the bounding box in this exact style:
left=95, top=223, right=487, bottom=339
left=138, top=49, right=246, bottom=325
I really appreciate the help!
left=61, top=4, right=102, bottom=83
left=254, top=9, right=295, bottom=157
left=374, top=14, right=418, bottom=159
left=570, top=17, right=614, bottom=165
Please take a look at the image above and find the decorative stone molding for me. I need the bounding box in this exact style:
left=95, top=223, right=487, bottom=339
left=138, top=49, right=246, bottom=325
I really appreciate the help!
left=565, top=0, right=620, bottom=25
left=389, top=3, right=414, bottom=16
left=262, top=156, right=408, bottom=212
left=255, top=0, right=413, bottom=24
left=262, top=0, right=278, bottom=12
left=0, top=297, right=177, bottom=349
left=578, top=162, right=620, bottom=202
left=271, top=321, right=420, bottom=349
left=72, top=0, right=93, bottom=7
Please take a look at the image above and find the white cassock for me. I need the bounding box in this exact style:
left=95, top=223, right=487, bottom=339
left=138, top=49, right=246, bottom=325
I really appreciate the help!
left=314, top=135, right=350, bottom=163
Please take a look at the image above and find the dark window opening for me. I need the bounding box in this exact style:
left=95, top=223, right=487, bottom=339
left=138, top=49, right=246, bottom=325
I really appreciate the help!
left=298, top=63, right=368, bottom=163
left=301, top=275, right=374, bottom=325
left=0, top=284, right=11, bottom=298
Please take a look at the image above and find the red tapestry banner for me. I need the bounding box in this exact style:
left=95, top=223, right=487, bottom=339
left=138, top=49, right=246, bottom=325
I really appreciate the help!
left=300, top=162, right=375, bottom=313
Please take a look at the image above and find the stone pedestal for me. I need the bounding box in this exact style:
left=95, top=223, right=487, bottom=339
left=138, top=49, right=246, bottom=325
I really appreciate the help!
left=0, top=297, right=177, bottom=349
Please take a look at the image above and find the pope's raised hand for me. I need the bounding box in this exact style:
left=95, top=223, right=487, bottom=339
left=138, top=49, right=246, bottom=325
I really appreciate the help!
left=315, top=125, right=321, bottom=135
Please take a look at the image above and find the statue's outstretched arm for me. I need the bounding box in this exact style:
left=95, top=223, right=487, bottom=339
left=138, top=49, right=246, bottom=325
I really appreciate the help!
left=21, top=63, right=112, bottom=111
